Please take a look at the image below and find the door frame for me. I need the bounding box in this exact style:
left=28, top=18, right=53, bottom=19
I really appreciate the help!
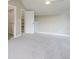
left=8, top=5, right=17, bottom=38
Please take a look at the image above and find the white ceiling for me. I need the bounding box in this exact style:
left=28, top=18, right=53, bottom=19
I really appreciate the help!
left=20, top=0, right=70, bottom=16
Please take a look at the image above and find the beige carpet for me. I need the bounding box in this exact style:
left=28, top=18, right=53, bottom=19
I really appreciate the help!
left=8, top=33, right=70, bottom=59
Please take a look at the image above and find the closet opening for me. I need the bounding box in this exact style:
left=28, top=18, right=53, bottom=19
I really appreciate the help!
left=21, top=10, right=25, bottom=34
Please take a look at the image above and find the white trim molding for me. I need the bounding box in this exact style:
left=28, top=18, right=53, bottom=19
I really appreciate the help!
left=10, top=34, right=22, bottom=40
left=14, top=34, right=22, bottom=39
left=36, top=32, right=70, bottom=37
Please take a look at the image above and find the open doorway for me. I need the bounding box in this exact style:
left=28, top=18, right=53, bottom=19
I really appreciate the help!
left=8, top=6, right=14, bottom=39
left=20, top=10, right=35, bottom=34
left=8, top=5, right=16, bottom=39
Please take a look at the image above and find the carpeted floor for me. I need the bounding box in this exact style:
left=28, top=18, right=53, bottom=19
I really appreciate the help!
left=8, top=34, right=70, bottom=59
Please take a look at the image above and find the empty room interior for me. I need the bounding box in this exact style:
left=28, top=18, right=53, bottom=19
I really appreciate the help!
left=8, top=0, right=70, bottom=59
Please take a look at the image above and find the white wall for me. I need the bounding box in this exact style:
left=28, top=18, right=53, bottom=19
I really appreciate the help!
left=9, top=0, right=26, bottom=37
left=35, top=12, right=70, bottom=36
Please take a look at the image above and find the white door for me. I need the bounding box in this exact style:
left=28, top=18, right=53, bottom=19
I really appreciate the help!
left=24, top=11, right=34, bottom=33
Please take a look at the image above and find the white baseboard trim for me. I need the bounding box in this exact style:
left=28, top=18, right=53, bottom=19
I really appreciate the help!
left=25, top=32, right=34, bottom=34
left=14, top=34, right=22, bottom=38
left=10, top=34, right=22, bottom=40
left=36, top=32, right=70, bottom=37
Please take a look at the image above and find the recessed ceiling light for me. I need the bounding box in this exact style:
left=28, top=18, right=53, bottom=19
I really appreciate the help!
left=45, top=1, right=51, bottom=5
left=45, top=0, right=56, bottom=5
